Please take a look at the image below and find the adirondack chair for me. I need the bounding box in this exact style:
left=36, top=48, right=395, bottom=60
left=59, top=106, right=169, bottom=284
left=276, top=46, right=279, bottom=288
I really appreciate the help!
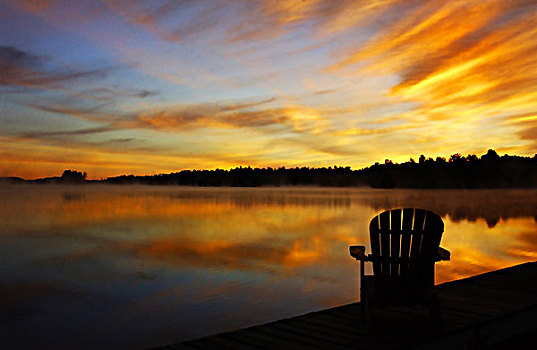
left=349, top=208, right=450, bottom=323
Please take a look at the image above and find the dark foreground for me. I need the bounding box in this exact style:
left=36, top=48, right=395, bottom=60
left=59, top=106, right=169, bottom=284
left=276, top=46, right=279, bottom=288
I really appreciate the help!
left=158, top=261, right=537, bottom=349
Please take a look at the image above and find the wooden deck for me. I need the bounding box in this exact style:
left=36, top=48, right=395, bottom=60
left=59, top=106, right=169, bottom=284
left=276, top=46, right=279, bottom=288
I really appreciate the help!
left=159, top=262, right=537, bottom=349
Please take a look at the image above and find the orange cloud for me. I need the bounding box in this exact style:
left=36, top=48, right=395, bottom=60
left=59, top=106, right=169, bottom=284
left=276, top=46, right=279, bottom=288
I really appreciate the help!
left=326, top=1, right=537, bottom=154
left=5, top=0, right=537, bottom=177
left=21, top=97, right=332, bottom=137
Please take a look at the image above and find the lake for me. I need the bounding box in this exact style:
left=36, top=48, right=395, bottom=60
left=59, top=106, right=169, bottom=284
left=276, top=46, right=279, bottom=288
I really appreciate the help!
left=2, top=185, right=536, bottom=348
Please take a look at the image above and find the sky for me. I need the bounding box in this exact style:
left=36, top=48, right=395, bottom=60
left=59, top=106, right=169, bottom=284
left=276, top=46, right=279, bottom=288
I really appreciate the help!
left=1, top=0, right=537, bottom=179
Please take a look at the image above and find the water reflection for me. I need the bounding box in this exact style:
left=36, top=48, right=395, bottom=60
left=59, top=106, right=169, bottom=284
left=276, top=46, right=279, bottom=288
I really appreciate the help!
left=1, top=185, right=536, bottom=348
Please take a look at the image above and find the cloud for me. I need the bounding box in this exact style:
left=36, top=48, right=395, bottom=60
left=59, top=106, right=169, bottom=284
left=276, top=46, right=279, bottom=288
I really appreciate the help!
left=21, top=101, right=116, bottom=124
left=18, top=126, right=115, bottom=139
left=312, top=89, right=338, bottom=96
left=21, top=96, right=332, bottom=136
left=6, top=0, right=537, bottom=176
left=1, top=47, right=154, bottom=103
left=509, top=115, right=537, bottom=149
left=97, top=0, right=537, bottom=130
left=102, top=1, right=405, bottom=45
left=519, top=125, right=537, bottom=141
left=268, top=134, right=359, bottom=158
left=16, top=0, right=55, bottom=12
left=85, top=87, right=159, bottom=100
left=0, top=45, right=109, bottom=91
left=334, top=124, right=413, bottom=137
left=0, top=45, right=45, bottom=68
left=103, top=0, right=225, bottom=43
left=128, top=100, right=336, bottom=137
left=12, top=95, right=347, bottom=173
left=131, top=104, right=286, bottom=133
left=331, top=1, right=537, bottom=115
left=104, top=0, right=314, bottom=44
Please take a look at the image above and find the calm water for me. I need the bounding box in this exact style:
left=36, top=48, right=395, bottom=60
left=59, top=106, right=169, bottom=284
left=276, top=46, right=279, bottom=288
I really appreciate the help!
left=2, top=185, right=536, bottom=348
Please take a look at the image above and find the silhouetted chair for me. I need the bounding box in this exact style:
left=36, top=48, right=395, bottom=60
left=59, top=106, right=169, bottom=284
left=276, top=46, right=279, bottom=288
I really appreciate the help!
left=349, top=208, right=450, bottom=326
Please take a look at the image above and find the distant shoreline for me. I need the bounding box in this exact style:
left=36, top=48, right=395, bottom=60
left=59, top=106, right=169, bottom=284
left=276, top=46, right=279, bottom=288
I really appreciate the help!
left=3, top=149, right=537, bottom=189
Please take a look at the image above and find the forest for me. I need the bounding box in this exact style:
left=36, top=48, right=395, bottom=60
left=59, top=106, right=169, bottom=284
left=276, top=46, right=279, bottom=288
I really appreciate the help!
left=3, top=149, right=537, bottom=188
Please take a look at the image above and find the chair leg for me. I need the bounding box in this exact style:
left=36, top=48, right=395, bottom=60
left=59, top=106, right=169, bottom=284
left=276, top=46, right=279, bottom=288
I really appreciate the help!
left=359, top=260, right=370, bottom=322
left=363, top=294, right=372, bottom=324
left=427, top=293, right=443, bottom=336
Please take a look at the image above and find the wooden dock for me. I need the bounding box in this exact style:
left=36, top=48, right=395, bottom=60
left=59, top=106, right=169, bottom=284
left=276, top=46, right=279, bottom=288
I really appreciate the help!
left=159, top=262, right=537, bottom=349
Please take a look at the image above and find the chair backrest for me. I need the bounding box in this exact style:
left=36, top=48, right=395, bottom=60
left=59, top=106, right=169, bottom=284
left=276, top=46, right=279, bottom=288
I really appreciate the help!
left=369, top=208, right=444, bottom=301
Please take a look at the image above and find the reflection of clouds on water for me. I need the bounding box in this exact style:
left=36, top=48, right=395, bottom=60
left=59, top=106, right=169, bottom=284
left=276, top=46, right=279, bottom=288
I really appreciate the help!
left=151, top=188, right=537, bottom=225
left=2, top=185, right=536, bottom=279
left=1, top=185, right=537, bottom=347
left=133, top=235, right=329, bottom=272
left=4, top=186, right=537, bottom=228
left=506, top=228, right=537, bottom=260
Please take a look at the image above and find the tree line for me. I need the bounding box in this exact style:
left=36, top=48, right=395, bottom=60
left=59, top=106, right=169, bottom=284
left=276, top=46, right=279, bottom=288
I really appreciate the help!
left=99, top=149, right=537, bottom=188
left=360, top=149, right=537, bottom=188
left=3, top=149, right=537, bottom=188
left=104, top=166, right=359, bottom=187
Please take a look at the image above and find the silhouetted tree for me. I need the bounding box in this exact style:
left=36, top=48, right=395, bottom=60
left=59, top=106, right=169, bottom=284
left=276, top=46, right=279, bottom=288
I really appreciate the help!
left=419, top=155, right=426, bottom=164
left=61, top=170, right=87, bottom=184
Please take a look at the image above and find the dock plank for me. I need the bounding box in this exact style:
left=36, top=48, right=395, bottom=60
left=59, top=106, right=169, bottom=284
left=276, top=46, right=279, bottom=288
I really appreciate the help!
left=158, top=261, right=537, bottom=349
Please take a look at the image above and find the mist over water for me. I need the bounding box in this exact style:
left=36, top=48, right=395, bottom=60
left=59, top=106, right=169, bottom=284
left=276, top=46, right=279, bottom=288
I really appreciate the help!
left=1, top=185, right=536, bottom=348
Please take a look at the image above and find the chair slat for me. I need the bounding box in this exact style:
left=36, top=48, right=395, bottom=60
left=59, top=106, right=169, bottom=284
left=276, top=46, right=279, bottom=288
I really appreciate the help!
left=390, top=209, right=402, bottom=277
left=369, top=216, right=381, bottom=277
left=379, top=211, right=390, bottom=276
left=410, top=209, right=426, bottom=257
left=400, top=208, right=414, bottom=276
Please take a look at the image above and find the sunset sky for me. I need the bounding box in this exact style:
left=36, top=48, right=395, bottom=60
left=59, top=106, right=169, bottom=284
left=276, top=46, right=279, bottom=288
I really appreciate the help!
left=2, top=0, right=537, bottom=179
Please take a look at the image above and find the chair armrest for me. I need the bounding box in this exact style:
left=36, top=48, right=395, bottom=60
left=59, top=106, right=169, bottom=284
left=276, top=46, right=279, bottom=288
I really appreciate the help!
left=436, top=247, right=450, bottom=261
left=349, top=245, right=368, bottom=260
